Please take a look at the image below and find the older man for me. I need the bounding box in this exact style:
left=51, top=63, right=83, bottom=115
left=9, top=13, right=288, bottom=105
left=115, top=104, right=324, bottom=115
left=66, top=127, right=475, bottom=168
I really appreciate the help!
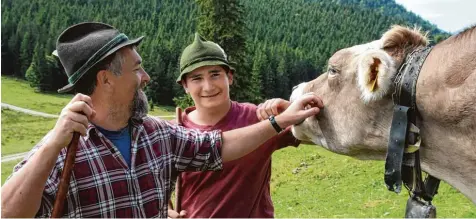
left=1, top=22, right=322, bottom=218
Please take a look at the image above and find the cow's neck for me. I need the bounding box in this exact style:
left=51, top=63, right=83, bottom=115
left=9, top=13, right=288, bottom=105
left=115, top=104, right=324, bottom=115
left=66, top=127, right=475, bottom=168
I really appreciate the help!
left=414, top=27, right=476, bottom=203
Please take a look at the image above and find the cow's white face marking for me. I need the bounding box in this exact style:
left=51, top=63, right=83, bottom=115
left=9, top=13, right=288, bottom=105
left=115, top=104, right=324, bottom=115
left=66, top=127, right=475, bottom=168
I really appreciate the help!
left=290, top=82, right=330, bottom=149
left=290, top=82, right=307, bottom=102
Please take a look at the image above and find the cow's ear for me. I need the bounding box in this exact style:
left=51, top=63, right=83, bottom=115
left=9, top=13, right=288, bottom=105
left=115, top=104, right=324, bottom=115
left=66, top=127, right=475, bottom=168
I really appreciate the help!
left=357, top=25, right=428, bottom=104
left=381, top=25, right=428, bottom=66
left=357, top=50, right=396, bottom=103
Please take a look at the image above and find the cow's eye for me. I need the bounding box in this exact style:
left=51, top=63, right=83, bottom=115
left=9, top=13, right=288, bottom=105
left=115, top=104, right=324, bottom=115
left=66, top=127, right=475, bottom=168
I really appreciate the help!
left=328, top=67, right=338, bottom=75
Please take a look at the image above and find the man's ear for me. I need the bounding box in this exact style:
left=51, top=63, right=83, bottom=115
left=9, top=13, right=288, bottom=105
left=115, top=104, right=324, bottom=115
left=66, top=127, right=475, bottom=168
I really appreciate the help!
left=96, top=70, right=112, bottom=89
left=227, top=72, right=234, bottom=85
left=181, top=81, right=189, bottom=93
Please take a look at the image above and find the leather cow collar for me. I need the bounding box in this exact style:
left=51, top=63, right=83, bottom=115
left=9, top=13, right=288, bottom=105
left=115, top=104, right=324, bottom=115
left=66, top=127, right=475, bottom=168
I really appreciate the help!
left=384, top=46, right=441, bottom=217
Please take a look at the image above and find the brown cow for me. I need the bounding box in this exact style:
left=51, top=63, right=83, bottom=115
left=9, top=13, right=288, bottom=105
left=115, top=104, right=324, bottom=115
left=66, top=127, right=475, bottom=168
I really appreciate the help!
left=290, top=25, right=476, bottom=203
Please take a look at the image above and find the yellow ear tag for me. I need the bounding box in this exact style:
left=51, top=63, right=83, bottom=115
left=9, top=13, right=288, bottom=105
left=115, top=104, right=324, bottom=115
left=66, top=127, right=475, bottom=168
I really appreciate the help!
left=370, top=77, right=377, bottom=92
left=368, top=58, right=380, bottom=92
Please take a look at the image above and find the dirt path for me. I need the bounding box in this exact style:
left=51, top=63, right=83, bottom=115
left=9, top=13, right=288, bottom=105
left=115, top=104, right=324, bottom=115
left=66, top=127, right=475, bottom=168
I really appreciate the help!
left=1, top=103, right=59, bottom=118
left=2, top=152, right=28, bottom=162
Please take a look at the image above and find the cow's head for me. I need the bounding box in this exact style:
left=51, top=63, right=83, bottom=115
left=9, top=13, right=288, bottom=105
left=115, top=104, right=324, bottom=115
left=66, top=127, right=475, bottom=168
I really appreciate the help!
left=291, top=25, right=428, bottom=160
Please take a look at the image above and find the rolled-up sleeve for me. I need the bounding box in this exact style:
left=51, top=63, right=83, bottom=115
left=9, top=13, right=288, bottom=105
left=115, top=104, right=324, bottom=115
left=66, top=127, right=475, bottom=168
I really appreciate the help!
left=6, top=132, right=60, bottom=218
left=166, top=123, right=223, bottom=172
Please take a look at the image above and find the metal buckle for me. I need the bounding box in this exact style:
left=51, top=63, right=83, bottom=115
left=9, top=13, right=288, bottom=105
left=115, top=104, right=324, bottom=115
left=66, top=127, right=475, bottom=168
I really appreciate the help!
left=405, top=123, right=421, bottom=153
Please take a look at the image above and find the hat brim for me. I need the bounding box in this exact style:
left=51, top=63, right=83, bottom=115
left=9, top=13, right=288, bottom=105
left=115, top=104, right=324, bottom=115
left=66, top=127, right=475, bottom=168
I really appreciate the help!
left=176, top=60, right=235, bottom=84
left=57, top=36, right=144, bottom=93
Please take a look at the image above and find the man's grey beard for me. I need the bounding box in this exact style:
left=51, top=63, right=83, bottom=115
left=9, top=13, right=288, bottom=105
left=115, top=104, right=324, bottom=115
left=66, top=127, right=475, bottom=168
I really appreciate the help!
left=130, top=89, right=149, bottom=120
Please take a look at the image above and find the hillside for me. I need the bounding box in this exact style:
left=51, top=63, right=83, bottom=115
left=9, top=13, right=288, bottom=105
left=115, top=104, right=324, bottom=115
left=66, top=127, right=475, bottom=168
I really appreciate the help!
left=1, top=0, right=450, bottom=105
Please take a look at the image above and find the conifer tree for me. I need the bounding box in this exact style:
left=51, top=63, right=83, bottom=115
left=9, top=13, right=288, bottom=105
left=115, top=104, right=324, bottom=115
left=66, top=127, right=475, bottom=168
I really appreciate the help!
left=25, top=44, right=42, bottom=89
left=195, top=0, right=256, bottom=102
left=2, top=0, right=452, bottom=103
left=19, top=32, right=32, bottom=78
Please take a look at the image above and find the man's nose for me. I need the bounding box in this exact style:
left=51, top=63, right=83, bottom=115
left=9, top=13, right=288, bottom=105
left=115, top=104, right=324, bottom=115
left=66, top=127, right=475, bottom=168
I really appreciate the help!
left=203, top=79, right=215, bottom=91
left=141, top=70, right=151, bottom=85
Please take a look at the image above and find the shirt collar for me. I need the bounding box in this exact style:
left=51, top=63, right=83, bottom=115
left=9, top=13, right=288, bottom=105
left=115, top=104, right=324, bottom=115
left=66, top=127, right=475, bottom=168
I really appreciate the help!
left=84, top=117, right=144, bottom=141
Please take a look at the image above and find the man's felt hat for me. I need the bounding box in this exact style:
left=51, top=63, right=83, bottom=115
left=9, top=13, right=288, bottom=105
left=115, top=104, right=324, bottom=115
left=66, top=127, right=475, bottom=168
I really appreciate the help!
left=177, top=33, right=235, bottom=83
left=55, top=22, right=144, bottom=93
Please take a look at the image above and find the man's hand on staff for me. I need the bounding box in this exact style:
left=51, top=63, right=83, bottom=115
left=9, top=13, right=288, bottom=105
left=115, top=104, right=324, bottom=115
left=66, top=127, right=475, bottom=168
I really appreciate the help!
left=47, top=93, right=96, bottom=152
left=168, top=208, right=187, bottom=218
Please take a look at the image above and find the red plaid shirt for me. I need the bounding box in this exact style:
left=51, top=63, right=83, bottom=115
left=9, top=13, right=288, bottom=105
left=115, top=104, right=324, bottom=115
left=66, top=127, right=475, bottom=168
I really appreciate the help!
left=10, top=116, right=223, bottom=218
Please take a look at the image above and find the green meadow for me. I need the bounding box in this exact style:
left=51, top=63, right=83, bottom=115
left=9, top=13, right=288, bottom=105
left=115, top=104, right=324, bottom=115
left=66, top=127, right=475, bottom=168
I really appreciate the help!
left=1, top=109, right=56, bottom=155
left=271, top=146, right=475, bottom=217
left=1, top=76, right=475, bottom=217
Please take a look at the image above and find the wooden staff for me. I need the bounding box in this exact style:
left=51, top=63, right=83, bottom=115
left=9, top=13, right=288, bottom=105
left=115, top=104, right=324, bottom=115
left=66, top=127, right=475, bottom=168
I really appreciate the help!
left=51, top=132, right=80, bottom=218
left=175, top=107, right=183, bottom=213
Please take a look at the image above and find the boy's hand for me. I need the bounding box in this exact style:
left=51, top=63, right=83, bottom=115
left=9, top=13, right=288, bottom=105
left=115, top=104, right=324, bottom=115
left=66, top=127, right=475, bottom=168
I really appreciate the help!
left=256, top=98, right=291, bottom=121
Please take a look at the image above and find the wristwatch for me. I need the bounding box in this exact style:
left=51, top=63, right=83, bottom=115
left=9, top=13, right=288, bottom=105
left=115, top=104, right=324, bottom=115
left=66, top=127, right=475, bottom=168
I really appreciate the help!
left=268, top=115, right=283, bottom=133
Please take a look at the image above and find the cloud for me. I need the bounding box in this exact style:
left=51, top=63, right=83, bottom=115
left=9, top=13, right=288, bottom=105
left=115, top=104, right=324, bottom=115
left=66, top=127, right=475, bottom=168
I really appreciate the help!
left=421, top=13, right=443, bottom=19
left=395, top=0, right=476, bottom=33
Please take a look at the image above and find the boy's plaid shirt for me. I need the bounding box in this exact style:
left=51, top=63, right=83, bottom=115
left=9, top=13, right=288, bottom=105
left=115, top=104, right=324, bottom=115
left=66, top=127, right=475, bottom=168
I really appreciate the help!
left=10, top=116, right=223, bottom=218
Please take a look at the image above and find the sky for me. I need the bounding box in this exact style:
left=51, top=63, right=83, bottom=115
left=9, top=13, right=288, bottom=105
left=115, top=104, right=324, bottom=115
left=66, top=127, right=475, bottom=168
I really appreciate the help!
left=394, top=0, right=476, bottom=33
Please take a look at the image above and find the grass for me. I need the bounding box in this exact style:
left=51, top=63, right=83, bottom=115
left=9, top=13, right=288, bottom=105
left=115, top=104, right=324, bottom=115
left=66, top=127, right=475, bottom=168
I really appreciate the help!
left=1, top=109, right=57, bottom=155
left=1, top=76, right=175, bottom=116
left=2, top=160, right=20, bottom=185
left=149, top=106, right=175, bottom=117
left=271, top=145, right=476, bottom=217
left=1, top=76, right=72, bottom=115
left=2, top=159, right=21, bottom=185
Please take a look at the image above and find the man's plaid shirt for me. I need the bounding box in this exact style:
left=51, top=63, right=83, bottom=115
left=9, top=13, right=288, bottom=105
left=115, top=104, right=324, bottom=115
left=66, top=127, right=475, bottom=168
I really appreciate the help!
left=10, top=116, right=223, bottom=218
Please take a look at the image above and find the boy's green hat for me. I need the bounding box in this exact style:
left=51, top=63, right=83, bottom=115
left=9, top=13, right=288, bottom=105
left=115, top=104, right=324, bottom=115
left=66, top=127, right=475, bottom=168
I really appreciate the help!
left=177, top=33, right=235, bottom=83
